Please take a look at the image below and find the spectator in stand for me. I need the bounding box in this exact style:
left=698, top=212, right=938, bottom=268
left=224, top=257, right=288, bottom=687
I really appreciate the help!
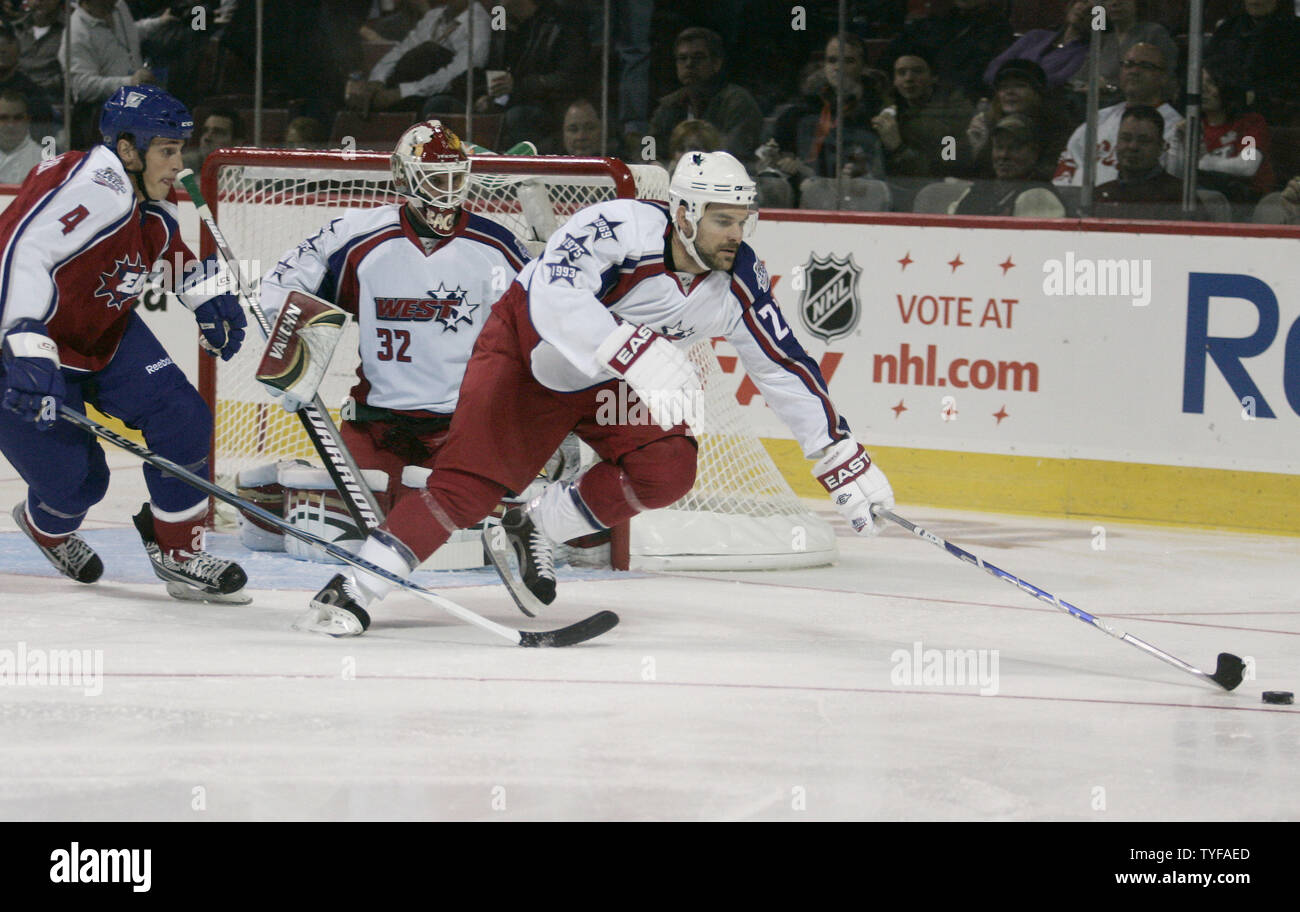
left=1053, top=42, right=1184, bottom=186
left=964, top=59, right=1071, bottom=181
left=886, top=0, right=1014, bottom=101
left=648, top=27, right=762, bottom=162
left=59, top=0, right=174, bottom=149
left=361, top=0, right=432, bottom=42
left=1088, top=0, right=1178, bottom=105
left=285, top=115, right=330, bottom=148
left=0, top=89, right=42, bottom=184
left=348, top=0, right=489, bottom=114
left=221, top=1, right=367, bottom=124
left=1206, top=0, right=1300, bottom=125
left=1195, top=62, right=1275, bottom=209
left=1094, top=105, right=1206, bottom=219
left=15, top=0, right=64, bottom=98
left=470, top=0, right=591, bottom=150
left=560, top=98, right=603, bottom=156
left=874, top=46, right=974, bottom=178
left=664, top=118, right=721, bottom=176
left=0, top=24, right=52, bottom=125
left=949, top=114, right=1067, bottom=216
left=984, top=0, right=1090, bottom=91
left=755, top=32, right=888, bottom=205
left=182, top=108, right=244, bottom=174
left=1278, top=175, right=1300, bottom=223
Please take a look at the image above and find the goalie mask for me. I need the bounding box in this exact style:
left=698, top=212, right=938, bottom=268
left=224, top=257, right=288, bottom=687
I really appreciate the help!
left=668, top=151, right=758, bottom=271
left=391, top=119, right=472, bottom=235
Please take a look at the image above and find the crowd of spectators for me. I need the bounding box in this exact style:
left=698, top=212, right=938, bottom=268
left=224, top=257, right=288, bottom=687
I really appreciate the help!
left=0, top=0, right=1297, bottom=225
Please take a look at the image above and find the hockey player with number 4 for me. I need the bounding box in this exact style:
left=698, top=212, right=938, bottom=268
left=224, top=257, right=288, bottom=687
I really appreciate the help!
left=295, top=150, right=895, bottom=637
left=0, top=85, right=251, bottom=603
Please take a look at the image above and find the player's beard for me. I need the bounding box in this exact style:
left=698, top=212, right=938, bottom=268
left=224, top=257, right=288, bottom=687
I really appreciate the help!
left=698, top=242, right=738, bottom=272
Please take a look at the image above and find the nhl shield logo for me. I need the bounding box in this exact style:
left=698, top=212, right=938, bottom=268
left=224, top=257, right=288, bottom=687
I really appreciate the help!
left=797, top=253, right=862, bottom=343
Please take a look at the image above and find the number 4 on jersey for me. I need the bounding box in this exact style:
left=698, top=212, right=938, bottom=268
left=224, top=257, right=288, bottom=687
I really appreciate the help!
left=58, top=205, right=90, bottom=235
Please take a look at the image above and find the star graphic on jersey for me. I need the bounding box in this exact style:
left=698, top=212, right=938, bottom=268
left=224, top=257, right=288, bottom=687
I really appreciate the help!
left=658, top=320, right=694, bottom=340
left=428, top=282, right=476, bottom=331
left=93, top=253, right=150, bottom=311
left=584, top=215, right=623, bottom=241
left=546, top=262, right=580, bottom=286
left=556, top=232, right=592, bottom=263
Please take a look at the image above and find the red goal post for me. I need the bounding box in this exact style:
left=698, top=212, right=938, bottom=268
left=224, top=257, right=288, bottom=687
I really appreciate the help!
left=196, top=148, right=836, bottom=571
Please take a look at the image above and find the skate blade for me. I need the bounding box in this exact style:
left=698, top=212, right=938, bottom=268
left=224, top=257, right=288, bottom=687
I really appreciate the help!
left=481, top=525, right=545, bottom=618
left=164, top=581, right=253, bottom=605
left=291, top=604, right=365, bottom=638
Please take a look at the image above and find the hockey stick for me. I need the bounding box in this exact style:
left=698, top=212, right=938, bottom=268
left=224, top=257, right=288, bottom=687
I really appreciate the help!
left=59, top=405, right=618, bottom=647
left=176, top=168, right=383, bottom=535
left=871, top=506, right=1245, bottom=691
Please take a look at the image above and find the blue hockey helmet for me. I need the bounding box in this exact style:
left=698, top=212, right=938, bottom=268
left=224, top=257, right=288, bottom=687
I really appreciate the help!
left=99, top=86, right=194, bottom=156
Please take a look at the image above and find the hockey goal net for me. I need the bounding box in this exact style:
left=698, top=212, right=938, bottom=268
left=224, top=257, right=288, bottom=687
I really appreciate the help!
left=197, top=149, right=835, bottom=570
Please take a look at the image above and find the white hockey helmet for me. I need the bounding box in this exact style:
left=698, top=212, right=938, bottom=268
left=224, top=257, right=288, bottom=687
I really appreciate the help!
left=668, top=150, right=758, bottom=270
left=391, top=119, right=472, bottom=230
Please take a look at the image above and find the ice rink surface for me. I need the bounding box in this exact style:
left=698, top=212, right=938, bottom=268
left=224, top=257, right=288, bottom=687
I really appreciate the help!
left=1, top=451, right=1296, bottom=821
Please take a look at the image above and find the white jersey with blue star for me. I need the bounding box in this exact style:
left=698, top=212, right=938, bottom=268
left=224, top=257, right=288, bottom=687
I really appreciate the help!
left=517, top=198, right=849, bottom=457
left=260, top=204, right=530, bottom=415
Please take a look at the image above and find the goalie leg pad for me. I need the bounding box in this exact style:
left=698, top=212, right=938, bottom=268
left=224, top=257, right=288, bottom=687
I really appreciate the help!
left=257, top=290, right=348, bottom=410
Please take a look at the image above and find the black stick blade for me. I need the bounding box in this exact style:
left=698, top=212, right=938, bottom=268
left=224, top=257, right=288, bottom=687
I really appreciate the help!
left=519, top=610, right=620, bottom=647
left=1210, top=653, right=1246, bottom=691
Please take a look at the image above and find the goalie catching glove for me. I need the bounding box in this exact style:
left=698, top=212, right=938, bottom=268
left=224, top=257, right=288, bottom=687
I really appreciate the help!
left=256, top=291, right=348, bottom=412
left=595, top=322, right=700, bottom=432
left=813, top=437, right=894, bottom=536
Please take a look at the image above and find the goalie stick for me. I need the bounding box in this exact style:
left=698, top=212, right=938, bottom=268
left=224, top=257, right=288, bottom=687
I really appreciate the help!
left=58, top=405, right=619, bottom=648
left=871, top=506, right=1245, bottom=692
left=177, top=168, right=383, bottom=535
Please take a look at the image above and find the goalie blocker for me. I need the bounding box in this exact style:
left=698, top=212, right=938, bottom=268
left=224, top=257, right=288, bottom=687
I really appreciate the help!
left=257, top=290, right=348, bottom=412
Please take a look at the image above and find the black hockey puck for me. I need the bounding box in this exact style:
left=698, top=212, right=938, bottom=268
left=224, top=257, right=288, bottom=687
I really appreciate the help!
left=1261, top=691, right=1294, bottom=705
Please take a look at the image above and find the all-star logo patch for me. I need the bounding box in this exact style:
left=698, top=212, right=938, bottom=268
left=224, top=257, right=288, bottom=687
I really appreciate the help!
left=90, top=167, right=127, bottom=194
left=584, top=215, right=623, bottom=241
left=797, top=252, right=862, bottom=343
left=94, top=254, right=149, bottom=310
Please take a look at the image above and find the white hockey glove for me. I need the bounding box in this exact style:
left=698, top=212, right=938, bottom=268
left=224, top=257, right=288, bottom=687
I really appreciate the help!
left=256, top=291, right=348, bottom=412
left=813, top=438, right=895, bottom=536
left=595, top=323, right=701, bottom=432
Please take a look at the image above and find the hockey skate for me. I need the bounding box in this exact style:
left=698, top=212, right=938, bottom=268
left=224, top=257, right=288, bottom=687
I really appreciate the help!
left=132, top=504, right=250, bottom=604
left=293, top=574, right=371, bottom=637
left=11, top=501, right=103, bottom=584
left=483, top=506, right=557, bottom=617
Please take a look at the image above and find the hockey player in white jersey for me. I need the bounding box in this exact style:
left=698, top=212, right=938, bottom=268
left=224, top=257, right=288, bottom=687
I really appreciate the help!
left=295, top=150, right=895, bottom=637
left=257, top=120, right=530, bottom=510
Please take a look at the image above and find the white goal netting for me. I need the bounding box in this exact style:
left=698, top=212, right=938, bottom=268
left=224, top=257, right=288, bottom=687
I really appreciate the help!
left=201, top=149, right=835, bottom=569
